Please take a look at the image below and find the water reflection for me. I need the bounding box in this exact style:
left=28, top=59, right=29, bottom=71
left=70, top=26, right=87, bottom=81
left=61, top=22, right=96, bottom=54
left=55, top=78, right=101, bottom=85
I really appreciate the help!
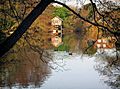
left=95, top=50, right=120, bottom=89
left=0, top=29, right=120, bottom=89
left=0, top=47, right=51, bottom=89
left=1, top=48, right=120, bottom=89
left=40, top=52, right=110, bottom=89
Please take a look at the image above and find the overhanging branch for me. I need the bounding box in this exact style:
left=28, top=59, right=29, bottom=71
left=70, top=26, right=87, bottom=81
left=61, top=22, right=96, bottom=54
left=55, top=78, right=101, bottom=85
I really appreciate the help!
left=53, top=1, right=115, bottom=35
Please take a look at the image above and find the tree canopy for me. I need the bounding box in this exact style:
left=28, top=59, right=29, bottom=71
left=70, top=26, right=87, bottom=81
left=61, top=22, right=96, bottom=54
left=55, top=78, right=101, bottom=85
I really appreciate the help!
left=54, top=7, right=70, bottom=20
left=0, top=0, right=119, bottom=57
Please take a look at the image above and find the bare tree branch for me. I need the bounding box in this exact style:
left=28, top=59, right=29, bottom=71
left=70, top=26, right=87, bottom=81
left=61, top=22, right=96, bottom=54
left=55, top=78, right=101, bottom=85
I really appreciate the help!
left=0, top=0, right=54, bottom=57
left=53, top=0, right=115, bottom=35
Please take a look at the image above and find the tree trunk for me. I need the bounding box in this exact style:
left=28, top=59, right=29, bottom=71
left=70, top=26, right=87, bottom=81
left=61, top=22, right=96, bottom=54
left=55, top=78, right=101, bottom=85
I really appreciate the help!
left=0, top=0, right=53, bottom=57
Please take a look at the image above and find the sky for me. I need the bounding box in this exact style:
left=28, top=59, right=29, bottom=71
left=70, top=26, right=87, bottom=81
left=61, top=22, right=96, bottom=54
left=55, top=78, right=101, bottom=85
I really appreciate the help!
left=53, top=0, right=90, bottom=8
left=53, top=0, right=120, bottom=8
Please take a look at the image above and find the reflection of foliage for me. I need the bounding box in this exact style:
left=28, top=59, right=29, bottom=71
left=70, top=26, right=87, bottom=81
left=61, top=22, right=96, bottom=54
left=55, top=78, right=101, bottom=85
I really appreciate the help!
left=0, top=50, right=17, bottom=64
left=0, top=47, right=51, bottom=88
left=54, top=34, right=80, bottom=52
left=53, top=7, right=70, bottom=20
left=85, top=46, right=97, bottom=55
left=95, top=55, right=120, bottom=89
left=55, top=44, right=70, bottom=51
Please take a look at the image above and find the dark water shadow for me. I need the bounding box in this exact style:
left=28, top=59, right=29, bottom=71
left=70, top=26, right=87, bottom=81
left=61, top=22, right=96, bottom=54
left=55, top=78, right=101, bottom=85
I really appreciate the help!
left=0, top=47, right=51, bottom=88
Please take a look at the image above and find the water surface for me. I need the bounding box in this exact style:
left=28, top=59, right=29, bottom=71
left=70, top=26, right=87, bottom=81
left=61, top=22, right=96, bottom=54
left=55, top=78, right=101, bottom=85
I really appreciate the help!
left=0, top=50, right=119, bottom=89
left=39, top=52, right=111, bottom=89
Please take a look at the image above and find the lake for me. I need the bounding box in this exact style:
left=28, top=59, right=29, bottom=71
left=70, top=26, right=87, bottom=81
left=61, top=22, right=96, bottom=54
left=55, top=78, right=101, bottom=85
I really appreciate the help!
left=0, top=50, right=119, bottom=89
left=40, top=51, right=111, bottom=89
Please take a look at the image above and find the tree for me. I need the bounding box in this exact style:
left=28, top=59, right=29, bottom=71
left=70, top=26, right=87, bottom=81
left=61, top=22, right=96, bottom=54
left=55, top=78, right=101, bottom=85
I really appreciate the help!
left=0, top=0, right=119, bottom=57
left=54, top=7, right=70, bottom=20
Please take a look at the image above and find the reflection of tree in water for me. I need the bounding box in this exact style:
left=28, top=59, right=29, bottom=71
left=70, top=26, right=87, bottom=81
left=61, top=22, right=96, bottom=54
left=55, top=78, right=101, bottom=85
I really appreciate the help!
left=0, top=47, right=51, bottom=88
left=95, top=53, right=120, bottom=89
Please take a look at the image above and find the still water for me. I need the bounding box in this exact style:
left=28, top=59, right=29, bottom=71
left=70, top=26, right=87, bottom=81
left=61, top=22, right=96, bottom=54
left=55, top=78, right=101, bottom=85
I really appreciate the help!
left=40, top=51, right=111, bottom=89
left=0, top=50, right=118, bottom=89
